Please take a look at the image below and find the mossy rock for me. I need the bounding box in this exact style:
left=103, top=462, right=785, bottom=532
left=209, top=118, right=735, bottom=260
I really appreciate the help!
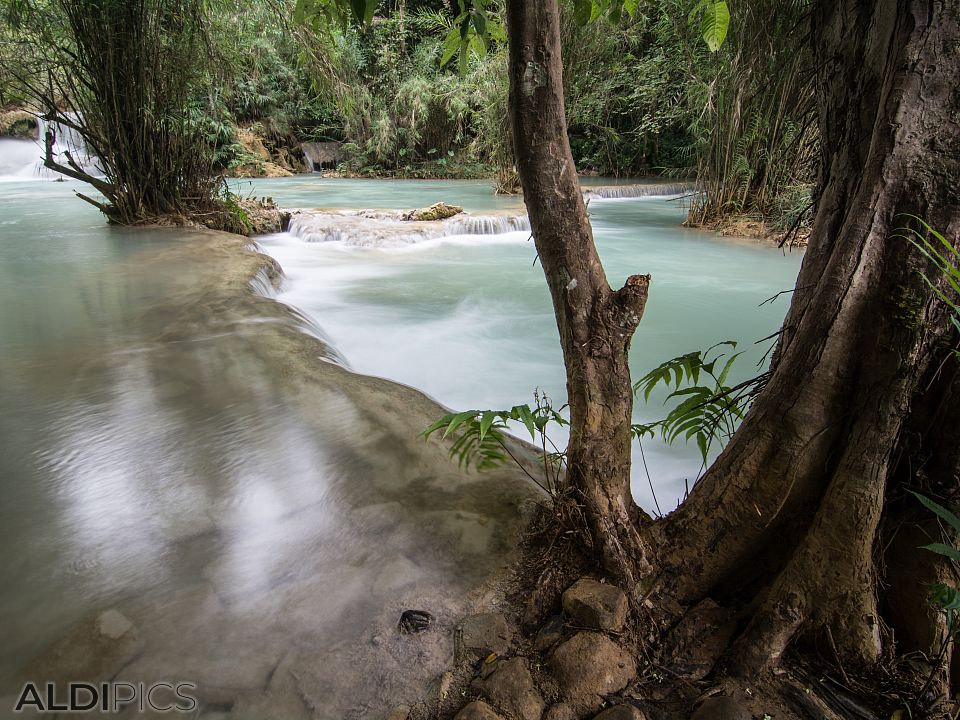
left=403, top=202, right=464, bottom=221
left=0, top=110, right=39, bottom=139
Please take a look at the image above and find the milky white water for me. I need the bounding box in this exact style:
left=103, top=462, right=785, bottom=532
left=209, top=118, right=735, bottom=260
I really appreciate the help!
left=242, top=177, right=804, bottom=512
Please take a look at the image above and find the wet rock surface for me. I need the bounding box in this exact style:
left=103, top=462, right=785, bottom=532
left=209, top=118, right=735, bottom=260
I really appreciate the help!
left=19, top=610, right=144, bottom=685
left=561, top=579, right=628, bottom=632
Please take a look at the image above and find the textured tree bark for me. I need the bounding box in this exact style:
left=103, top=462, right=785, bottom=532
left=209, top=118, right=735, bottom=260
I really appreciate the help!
left=506, top=0, right=959, bottom=686
left=506, top=0, right=653, bottom=586
left=655, top=0, right=960, bottom=672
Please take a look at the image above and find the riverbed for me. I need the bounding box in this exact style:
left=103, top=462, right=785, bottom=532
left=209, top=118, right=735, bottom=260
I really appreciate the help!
left=0, top=173, right=801, bottom=718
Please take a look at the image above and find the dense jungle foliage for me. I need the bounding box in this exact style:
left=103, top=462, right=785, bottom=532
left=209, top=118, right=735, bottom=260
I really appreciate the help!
left=0, top=0, right=816, bottom=229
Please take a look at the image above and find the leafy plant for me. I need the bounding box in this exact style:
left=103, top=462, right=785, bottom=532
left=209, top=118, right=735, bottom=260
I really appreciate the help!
left=423, top=391, right=569, bottom=494
left=898, top=217, right=960, bottom=354
left=632, top=341, right=767, bottom=467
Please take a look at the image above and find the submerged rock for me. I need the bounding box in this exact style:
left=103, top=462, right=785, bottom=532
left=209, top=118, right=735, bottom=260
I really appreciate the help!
left=561, top=578, right=629, bottom=632
left=20, top=609, right=144, bottom=685
left=399, top=609, right=435, bottom=634
left=403, top=202, right=464, bottom=222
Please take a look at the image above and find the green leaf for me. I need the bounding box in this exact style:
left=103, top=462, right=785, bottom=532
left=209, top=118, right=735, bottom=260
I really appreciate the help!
left=442, top=410, right=479, bottom=439
left=458, top=38, right=471, bottom=75
left=923, top=543, right=960, bottom=562
left=479, top=411, right=497, bottom=441
left=701, top=1, right=730, bottom=52
left=441, top=26, right=462, bottom=67
left=912, top=492, right=960, bottom=534
left=572, top=0, right=593, bottom=25
left=471, top=8, right=487, bottom=38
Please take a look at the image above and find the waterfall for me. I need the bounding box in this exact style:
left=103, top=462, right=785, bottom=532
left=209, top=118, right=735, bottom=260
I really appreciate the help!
left=0, top=113, right=95, bottom=181
left=300, top=142, right=344, bottom=172
left=286, top=210, right=531, bottom=247
left=583, top=182, right=697, bottom=200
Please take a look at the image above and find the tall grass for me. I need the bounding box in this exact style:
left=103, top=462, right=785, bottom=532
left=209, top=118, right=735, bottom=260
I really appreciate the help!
left=685, top=0, right=817, bottom=228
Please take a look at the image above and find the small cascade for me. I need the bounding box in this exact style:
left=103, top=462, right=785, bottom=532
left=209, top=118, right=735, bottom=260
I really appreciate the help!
left=286, top=209, right=531, bottom=247
left=446, top=215, right=530, bottom=236
left=0, top=113, right=95, bottom=181
left=583, top=182, right=697, bottom=200
left=301, top=141, right=344, bottom=172
left=248, top=265, right=278, bottom=299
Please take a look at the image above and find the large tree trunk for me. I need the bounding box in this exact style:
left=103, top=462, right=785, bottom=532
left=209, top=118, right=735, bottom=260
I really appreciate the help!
left=651, top=0, right=960, bottom=676
left=506, top=0, right=654, bottom=585
left=507, top=0, right=960, bottom=690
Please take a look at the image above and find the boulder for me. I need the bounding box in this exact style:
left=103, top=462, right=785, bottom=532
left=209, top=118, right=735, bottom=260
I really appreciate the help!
left=476, top=657, right=545, bottom=720
left=549, top=633, right=636, bottom=713
left=593, top=705, right=647, bottom=720
left=386, top=705, right=412, bottom=720
left=457, top=613, right=512, bottom=661
left=456, top=700, right=506, bottom=720
left=20, top=610, right=144, bottom=685
left=561, top=579, right=628, bottom=632
left=690, top=696, right=751, bottom=720
left=404, top=202, right=463, bottom=221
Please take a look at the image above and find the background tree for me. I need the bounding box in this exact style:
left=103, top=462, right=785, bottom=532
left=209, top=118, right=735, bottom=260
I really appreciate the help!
left=4, top=0, right=238, bottom=226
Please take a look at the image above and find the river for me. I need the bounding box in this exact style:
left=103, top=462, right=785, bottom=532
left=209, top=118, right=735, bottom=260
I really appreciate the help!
left=0, top=168, right=802, bottom=718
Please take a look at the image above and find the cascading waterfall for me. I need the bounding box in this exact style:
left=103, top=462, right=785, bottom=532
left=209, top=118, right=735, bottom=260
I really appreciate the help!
left=283, top=181, right=697, bottom=246
left=583, top=182, right=697, bottom=200
left=286, top=210, right=531, bottom=247
left=0, top=113, right=95, bottom=181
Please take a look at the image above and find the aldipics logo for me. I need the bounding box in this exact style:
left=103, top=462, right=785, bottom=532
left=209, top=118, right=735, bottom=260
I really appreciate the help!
left=13, top=682, right=198, bottom=714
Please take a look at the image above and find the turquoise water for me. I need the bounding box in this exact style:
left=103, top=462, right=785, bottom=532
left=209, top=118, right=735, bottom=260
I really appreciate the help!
left=0, top=178, right=536, bottom=717
left=246, top=177, right=804, bottom=511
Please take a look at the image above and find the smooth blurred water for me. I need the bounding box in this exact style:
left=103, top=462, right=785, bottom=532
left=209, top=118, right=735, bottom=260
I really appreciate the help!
left=247, top=177, right=804, bottom=512
left=0, top=178, right=534, bottom=718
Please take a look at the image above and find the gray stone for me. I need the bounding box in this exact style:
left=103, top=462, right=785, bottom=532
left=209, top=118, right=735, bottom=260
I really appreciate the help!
left=549, top=633, right=636, bottom=713
left=561, top=579, right=629, bottom=632
left=690, top=696, right=751, bottom=720
left=534, top=614, right=565, bottom=653
left=20, top=610, right=144, bottom=685
left=456, top=700, right=506, bottom=720
left=457, top=612, right=512, bottom=660
left=593, top=705, right=647, bottom=720
left=477, top=657, right=545, bottom=720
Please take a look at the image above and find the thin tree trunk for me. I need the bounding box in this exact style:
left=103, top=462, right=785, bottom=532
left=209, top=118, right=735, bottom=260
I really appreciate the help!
left=506, top=0, right=654, bottom=585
